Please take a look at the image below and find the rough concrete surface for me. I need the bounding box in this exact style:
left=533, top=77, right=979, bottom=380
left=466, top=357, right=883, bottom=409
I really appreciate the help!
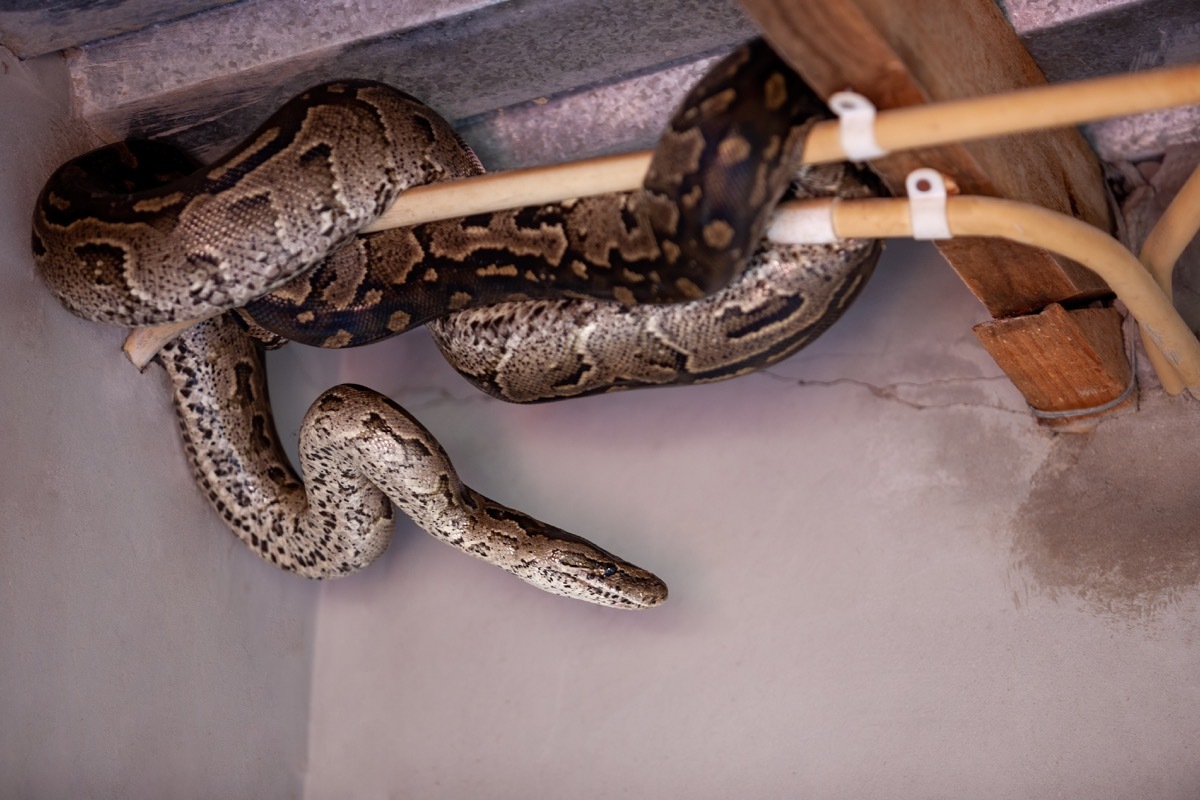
left=258, top=239, right=1200, bottom=799
left=1013, top=391, right=1200, bottom=621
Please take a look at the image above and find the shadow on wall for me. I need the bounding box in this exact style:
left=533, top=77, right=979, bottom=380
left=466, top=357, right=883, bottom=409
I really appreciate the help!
left=1010, top=392, right=1200, bottom=621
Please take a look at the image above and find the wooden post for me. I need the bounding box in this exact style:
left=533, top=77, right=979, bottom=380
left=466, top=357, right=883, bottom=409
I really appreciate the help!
left=739, top=0, right=1132, bottom=426
left=974, top=305, right=1134, bottom=430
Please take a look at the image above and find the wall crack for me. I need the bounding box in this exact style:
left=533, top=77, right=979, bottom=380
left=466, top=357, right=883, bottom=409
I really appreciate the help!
left=760, top=371, right=1028, bottom=416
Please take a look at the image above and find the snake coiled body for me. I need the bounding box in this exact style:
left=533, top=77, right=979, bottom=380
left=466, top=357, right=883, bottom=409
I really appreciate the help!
left=158, top=313, right=666, bottom=607
left=240, top=39, right=824, bottom=348
left=32, top=39, right=883, bottom=608
left=33, top=83, right=482, bottom=327
left=430, top=164, right=881, bottom=402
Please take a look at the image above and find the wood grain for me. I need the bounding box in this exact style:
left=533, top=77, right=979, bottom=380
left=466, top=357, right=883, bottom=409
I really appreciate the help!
left=739, top=0, right=1133, bottom=424
left=739, top=0, right=1114, bottom=317
left=974, top=305, right=1134, bottom=429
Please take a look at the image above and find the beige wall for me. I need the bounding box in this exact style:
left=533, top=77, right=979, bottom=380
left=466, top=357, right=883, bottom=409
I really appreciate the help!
left=4, top=39, right=1200, bottom=800
left=0, top=49, right=314, bottom=798
left=282, top=240, right=1200, bottom=798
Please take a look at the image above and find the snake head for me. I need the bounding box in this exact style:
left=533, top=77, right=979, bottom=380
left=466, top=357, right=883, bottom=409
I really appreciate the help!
left=507, top=526, right=669, bottom=610
left=468, top=498, right=667, bottom=609
left=535, top=545, right=669, bottom=610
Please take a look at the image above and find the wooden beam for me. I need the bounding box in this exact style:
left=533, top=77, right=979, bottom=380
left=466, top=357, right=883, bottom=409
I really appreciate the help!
left=974, top=305, right=1134, bottom=430
left=739, top=0, right=1115, bottom=316
left=739, top=0, right=1133, bottom=425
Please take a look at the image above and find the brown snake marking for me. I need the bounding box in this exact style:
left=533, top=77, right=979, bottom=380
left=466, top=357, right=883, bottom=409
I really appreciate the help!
left=31, top=39, right=882, bottom=607
left=34, top=83, right=482, bottom=327
left=239, top=38, right=824, bottom=348
left=430, top=163, right=881, bottom=402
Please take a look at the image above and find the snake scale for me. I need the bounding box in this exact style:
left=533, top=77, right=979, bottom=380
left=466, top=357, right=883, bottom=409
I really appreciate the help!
left=32, top=39, right=882, bottom=609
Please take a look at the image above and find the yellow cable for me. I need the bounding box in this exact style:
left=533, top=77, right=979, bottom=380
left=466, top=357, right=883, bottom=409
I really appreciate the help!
left=125, top=192, right=1200, bottom=395
left=824, top=195, right=1200, bottom=390
left=123, top=62, right=1200, bottom=374
left=1141, top=164, right=1200, bottom=284
left=1137, top=164, right=1200, bottom=395
left=364, top=62, right=1200, bottom=233
left=804, top=63, right=1200, bottom=165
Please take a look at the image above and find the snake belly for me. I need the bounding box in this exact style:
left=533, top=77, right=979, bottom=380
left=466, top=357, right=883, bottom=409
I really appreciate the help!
left=157, top=312, right=667, bottom=608
left=428, top=163, right=883, bottom=402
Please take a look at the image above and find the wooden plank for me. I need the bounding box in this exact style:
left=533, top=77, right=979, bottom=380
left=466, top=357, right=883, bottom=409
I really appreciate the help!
left=974, top=305, right=1134, bottom=429
left=738, top=0, right=1114, bottom=317
left=739, top=0, right=1134, bottom=425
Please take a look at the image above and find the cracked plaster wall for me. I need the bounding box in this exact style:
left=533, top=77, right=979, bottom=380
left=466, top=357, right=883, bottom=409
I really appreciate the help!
left=264, top=240, right=1200, bottom=798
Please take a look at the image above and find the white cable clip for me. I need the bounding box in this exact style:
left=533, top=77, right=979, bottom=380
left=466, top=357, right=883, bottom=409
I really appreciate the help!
left=905, top=169, right=953, bottom=240
left=828, top=91, right=887, bottom=162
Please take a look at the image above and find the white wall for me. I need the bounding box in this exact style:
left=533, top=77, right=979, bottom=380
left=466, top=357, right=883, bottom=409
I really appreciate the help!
left=278, top=240, right=1200, bottom=798
left=0, top=48, right=314, bottom=799
left=4, top=38, right=1200, bottom=800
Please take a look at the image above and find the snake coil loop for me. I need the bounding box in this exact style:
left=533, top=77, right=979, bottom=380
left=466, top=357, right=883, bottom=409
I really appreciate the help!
left=32, top=39, right=882, bottom=607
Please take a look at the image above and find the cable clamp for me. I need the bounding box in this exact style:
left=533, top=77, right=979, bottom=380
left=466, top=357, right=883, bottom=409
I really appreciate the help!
left=829, top=91, right=887, bottom=161
left=906, top=169, right=953, bottom=240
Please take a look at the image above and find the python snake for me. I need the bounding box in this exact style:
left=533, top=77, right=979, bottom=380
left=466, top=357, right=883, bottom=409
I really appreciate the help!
left=32, top=39, right=881, bottom=608
left=430, top=164, right=880, bottom=402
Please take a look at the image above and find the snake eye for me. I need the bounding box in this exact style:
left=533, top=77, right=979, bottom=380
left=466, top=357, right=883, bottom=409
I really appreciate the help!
left=602, top=565, right=618, bottom=578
